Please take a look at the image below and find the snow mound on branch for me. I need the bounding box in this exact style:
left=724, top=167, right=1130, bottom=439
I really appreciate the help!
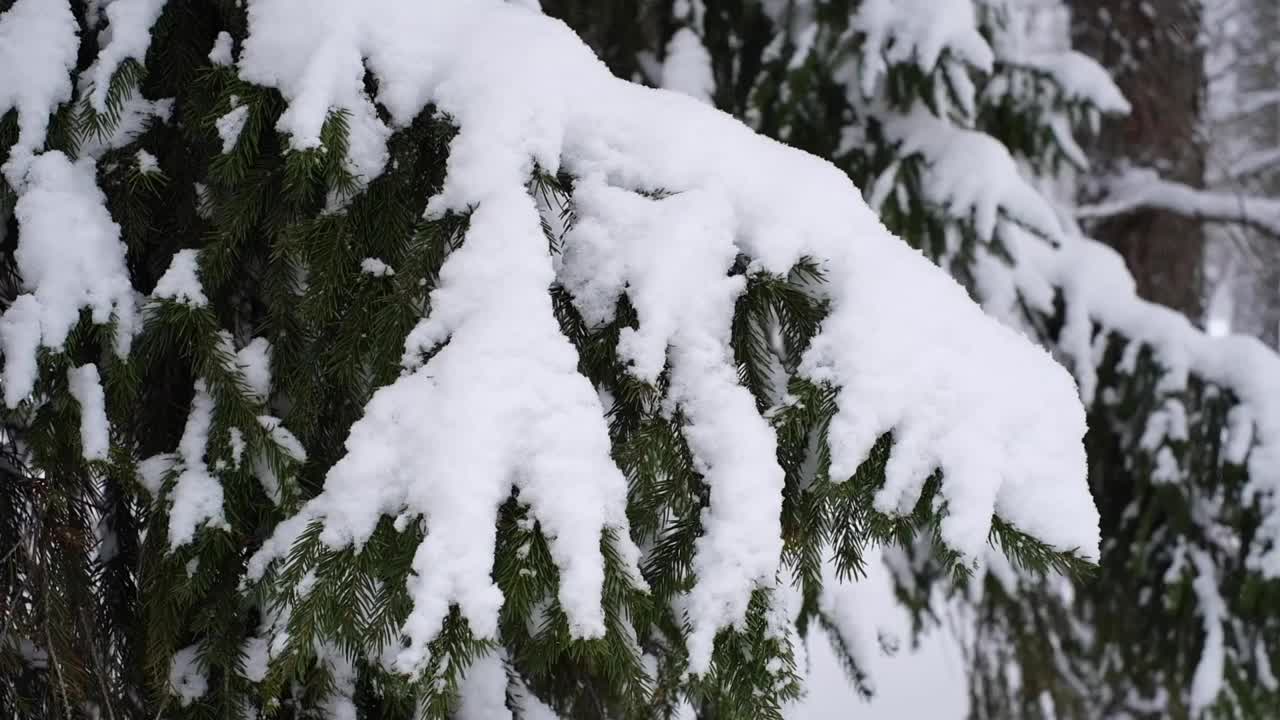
left=560, top=178, right=784, bottom=670
left=135, top=374, right=242, bottom=549
left=1017, top=51, right=1131, bottom=114
left=0, top=152, right=138, bottom=408
left=987, top=2, right=1130, bottom=116
left=134, top=149, right=159, bottom=174
left=0, top=0, right=79, bottom=186
left=853, top=0, right=994, bottom=95
left=237, top=0, right=389, bottom=184
left=68, top=364, right=110, bottom=461
left=85, top=0, right=169, bottom=113
left=359, top=257, right=394, bottom=277
left=889, top=107, right=1063, bottom=243
left=242, top=0, right=1096, bottom=676
left=236, top=337, right=273, bottom=402
left=251, top=182, right=642, bottom=675
left=153, top=249, right=208, bottom=307
left=209, top=31, right=234, bottom=66
left=215, top=104, right=249, bottom=153
left=165, top=380, right=225, bottom=548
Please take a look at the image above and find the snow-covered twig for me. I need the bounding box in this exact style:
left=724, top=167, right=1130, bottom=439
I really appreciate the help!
left=1077, top=168, right=1280, bottom=239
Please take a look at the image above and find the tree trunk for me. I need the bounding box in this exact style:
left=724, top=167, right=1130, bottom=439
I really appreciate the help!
left=1069, top=0, right=1207, bottom=318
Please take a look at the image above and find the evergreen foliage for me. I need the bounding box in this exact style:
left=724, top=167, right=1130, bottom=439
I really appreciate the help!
left=0, top=1, right=1276, bottom=719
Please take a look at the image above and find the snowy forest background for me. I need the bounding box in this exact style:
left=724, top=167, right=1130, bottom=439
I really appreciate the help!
left=3, top=0, right=1280, bottom=718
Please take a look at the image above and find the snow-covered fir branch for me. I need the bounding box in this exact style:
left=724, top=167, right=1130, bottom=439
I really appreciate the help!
left=0, top=0, right=1278, bottom=718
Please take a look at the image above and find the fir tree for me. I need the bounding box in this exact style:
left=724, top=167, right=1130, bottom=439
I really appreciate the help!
left=0, top=2, right=1276, bottom=720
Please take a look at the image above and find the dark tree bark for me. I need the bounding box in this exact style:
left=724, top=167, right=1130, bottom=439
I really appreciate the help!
left=1069, top=0, right=1207, bottom=318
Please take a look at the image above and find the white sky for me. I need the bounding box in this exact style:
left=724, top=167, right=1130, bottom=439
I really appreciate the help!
left=789, top=555, right=970, bottom=720
left=796, top=626, right=969, bottom=719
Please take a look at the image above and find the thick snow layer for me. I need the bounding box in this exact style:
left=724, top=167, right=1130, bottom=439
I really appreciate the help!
left=252, top=183, right=642, bottom=675
left=0, top=0, right=78, bottom=185
left=85, top=0, right=169, bottom=113
left=67, top=364, right=110, bottom=461
left=242, top=0, right=1097, bottom=675
left=561, top=178, right=784, bottom=671
left=153, top=249, right=208, bottom=307
left=237, top=0, right=390, bottom=183
left=1226, top=406, right=1254, bottom=467
left=1140, top=399, right=1188, bottom=452
left=0, top=152, right=138, bottom=408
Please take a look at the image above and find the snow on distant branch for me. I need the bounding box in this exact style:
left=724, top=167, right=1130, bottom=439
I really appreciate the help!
left=988, top=222, right=1280, bottom=577
left=1078, top=167, right=1280, bottom=239
left=888, top=106, right=1063, bottom=243
left=997, top=51, right=1131, bottom=115
left=851, top=0, right=993, bottom=98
